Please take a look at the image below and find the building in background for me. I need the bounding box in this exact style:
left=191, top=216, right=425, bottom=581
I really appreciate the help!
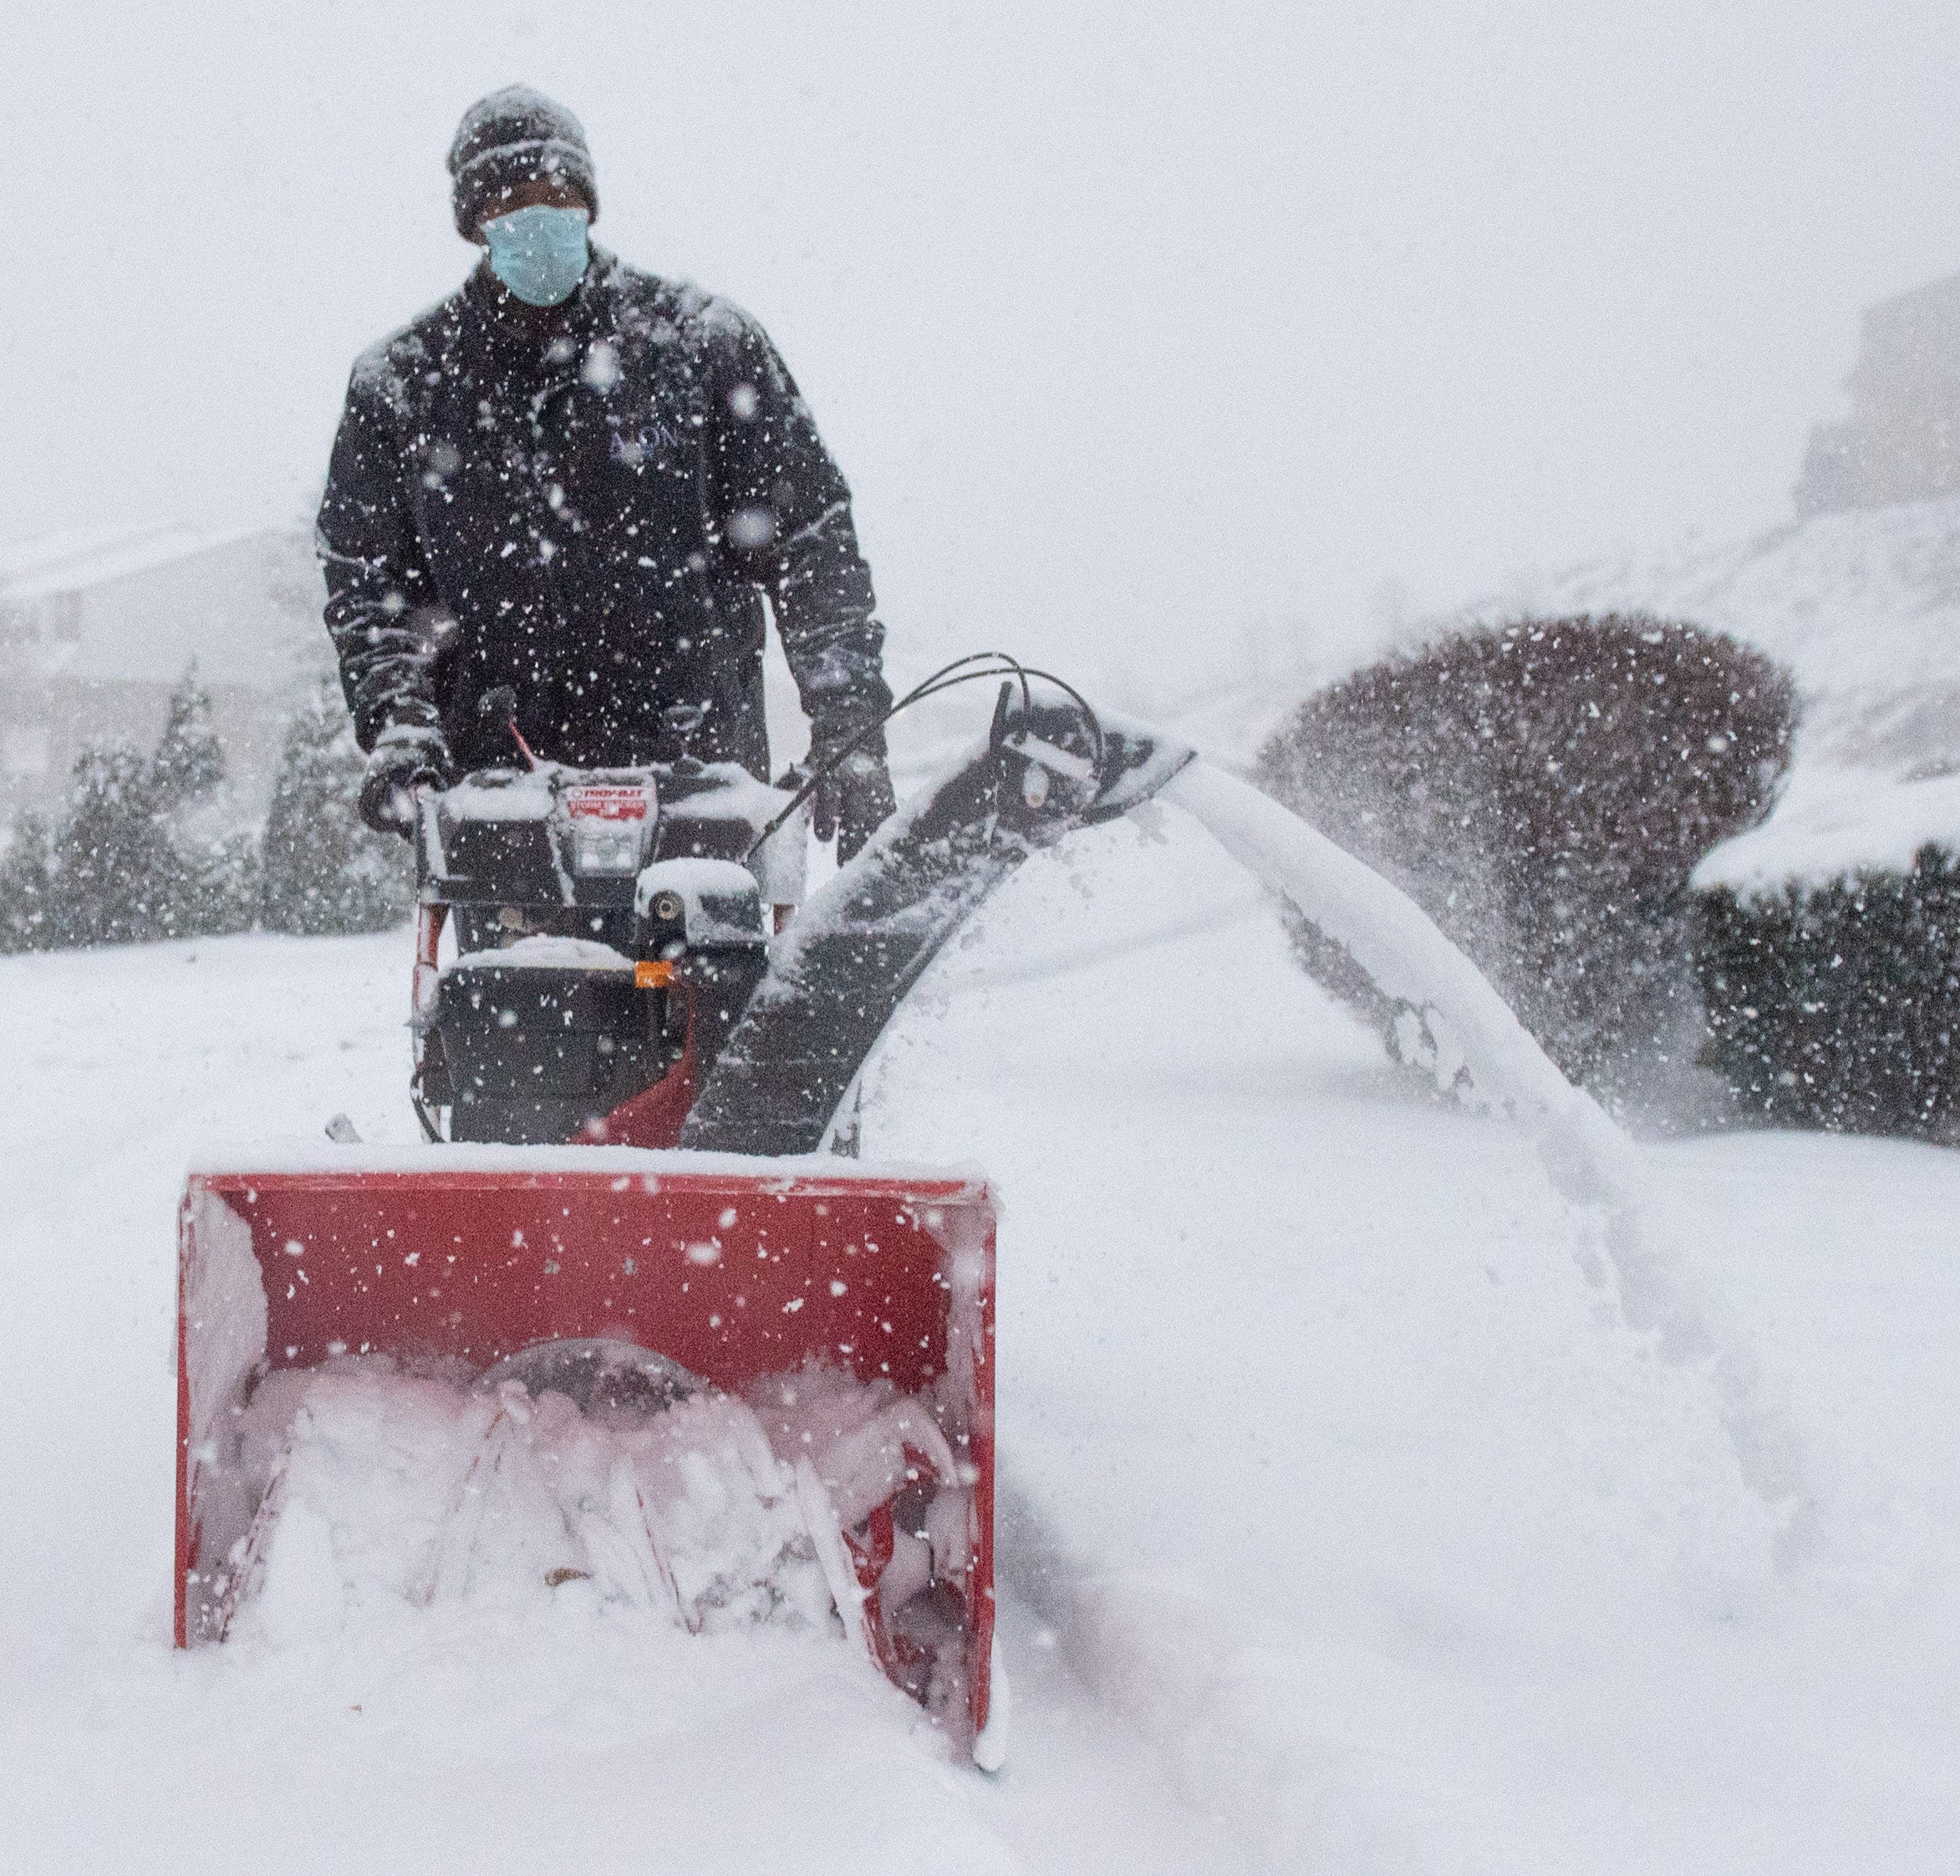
left=0, top=526, right=327, bottom=821
left=1795, top=272, right=1960, bottom=516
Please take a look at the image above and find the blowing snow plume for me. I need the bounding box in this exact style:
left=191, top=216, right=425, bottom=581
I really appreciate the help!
left=690, top=674, right=1800, bottom=1528
left=1161, top=759, right=1805, bottom=1529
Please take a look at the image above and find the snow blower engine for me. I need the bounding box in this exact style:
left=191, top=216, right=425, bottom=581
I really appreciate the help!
left=407, top=689, right=808, bottom=1149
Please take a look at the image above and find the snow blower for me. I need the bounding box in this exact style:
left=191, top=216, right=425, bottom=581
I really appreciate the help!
left=176, top=661, right=1188, bottom=1769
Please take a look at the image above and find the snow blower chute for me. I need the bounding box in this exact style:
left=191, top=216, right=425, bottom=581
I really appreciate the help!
left=177, top=663, right=1191, bottom=1768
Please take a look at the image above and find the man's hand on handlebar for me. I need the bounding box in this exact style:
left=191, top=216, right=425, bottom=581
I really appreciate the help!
left=359, top=723, right=455, bottom=837
left=807, top=737, right=898, bottom=866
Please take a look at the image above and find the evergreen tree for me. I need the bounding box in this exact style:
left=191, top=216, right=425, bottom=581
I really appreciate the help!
left=145, top=663, right=258, bottom=938
left=48, top=740, right=173, bottom=944
left=0, top=811, right=56, bottom=953
left=148, top=663, right=226, bottom=810
left=161, top=822, right=261, bottom=939
left=33, top=664, right=257, bottom=948
left=261, top=679, right=415, bottom=934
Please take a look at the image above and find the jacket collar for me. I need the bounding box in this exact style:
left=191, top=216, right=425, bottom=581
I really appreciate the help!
left=456, top=246, right=614, bottom=374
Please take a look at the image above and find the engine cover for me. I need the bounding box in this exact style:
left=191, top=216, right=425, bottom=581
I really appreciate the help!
left=430, top=956, right=674, bottom=1143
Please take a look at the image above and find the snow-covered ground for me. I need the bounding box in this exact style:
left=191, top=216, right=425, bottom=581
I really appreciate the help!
left=4, top=805, right=1959, bottom=1871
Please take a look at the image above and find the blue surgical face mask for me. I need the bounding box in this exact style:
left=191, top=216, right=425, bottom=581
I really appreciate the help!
left=482, top=204, right=591, bottom=308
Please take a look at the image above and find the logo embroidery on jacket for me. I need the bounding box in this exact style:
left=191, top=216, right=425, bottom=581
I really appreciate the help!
left=611, top=418, right=685, bottom=465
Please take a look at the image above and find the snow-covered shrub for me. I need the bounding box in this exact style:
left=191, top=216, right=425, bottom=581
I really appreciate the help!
left=0, top=668, right=259, bottom=951
left=1697, top=846, right=1960, bottom=1139
left=1253, top=614, right=1796, bottom=1113
left=259, top=679, right=414, bottom=935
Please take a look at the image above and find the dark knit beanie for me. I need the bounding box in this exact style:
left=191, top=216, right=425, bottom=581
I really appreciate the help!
left=447, top=85, right=598, bottom=239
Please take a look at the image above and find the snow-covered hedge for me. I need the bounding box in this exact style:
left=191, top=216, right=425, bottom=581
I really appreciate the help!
left=1253, top=614, right=1796, bottom=1115
left=1697, top=846, right=1960, bottom=1139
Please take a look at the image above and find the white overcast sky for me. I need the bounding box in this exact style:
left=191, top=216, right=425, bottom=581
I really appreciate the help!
left=7, top=0, right=1960, bottom=689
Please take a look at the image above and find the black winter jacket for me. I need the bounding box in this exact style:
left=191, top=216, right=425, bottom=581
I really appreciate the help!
left=318, top=250, right=890, bottom=777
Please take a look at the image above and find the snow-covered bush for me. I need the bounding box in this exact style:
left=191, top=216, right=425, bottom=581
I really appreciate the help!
left=1253, top=614, right=1796, bottom=1114
left=0, top=669, right=258, bottom=951
left=1697, top=846, right=1960, bottom=1139
left=259, top=679, right=414, bottom=935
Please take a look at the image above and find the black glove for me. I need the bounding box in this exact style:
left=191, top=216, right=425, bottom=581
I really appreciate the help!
left=809, top=725, right=896, bottom=863
left=359, top=723, right=453, bottom=838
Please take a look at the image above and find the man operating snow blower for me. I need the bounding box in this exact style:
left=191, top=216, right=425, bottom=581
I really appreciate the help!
left=318, top=84, right=897, bottom=857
